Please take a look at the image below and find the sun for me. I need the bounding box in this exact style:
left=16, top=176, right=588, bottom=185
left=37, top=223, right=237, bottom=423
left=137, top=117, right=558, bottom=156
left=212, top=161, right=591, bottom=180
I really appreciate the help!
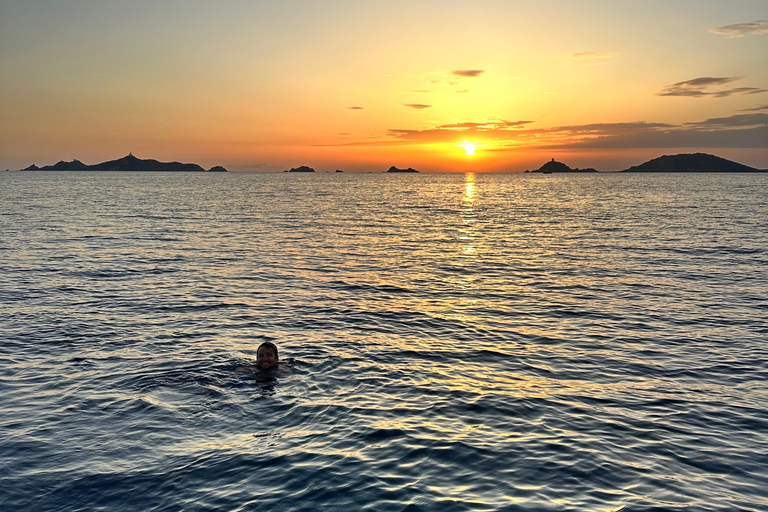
left=458, top=141, right=477, bottom=155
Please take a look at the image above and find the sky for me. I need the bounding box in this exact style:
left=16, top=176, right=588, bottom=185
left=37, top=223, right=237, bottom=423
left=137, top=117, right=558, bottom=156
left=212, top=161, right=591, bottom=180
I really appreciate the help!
left=1, top=0, right=766, bottom=172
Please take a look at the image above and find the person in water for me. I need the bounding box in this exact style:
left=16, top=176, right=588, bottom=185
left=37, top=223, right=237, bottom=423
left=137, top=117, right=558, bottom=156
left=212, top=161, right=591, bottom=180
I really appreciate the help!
left=256, top=341, right=279, bottom=370
left=236, top=341, right=291, bottom=378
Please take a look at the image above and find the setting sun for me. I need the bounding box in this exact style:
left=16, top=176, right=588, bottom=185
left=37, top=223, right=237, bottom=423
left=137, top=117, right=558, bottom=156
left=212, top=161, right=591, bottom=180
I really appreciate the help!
left=458, top=142, right=477, bottom=156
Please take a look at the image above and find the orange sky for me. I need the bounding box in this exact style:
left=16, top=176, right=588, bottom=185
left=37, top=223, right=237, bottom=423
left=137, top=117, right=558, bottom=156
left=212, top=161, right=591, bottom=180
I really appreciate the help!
left=1, top=1, right=767, bottom=172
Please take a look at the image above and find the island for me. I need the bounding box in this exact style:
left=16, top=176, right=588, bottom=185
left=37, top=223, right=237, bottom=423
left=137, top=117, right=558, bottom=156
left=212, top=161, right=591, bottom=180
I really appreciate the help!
left=526, top=158, right=597, bottom=173
left=385, top=166, right=419, bottom=173
left=335, top=169, right=343, bottom=173
left=286, top=166, right=315, bottom=172
left=621, top=153, right=762, bottom=172
left=18, top=154, right=227, bottom=172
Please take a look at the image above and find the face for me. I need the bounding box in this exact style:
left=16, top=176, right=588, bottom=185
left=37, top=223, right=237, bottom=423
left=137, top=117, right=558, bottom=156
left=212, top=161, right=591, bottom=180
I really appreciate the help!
left=257, top=346, right=278, bottom=369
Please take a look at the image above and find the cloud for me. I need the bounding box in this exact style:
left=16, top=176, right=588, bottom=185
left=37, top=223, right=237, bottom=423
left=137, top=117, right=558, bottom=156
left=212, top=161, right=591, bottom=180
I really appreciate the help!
left=685, top=113, right=768, bottom=128
left=710, top=20, right=768, bottom=37
left=385, top=120, right=535, bottom=143
left=741, top=104, right=768, bottom=112
left=450, top=70, right=485, bottom=78
left=347, top=106, right=364, bottom=110
left=657, top=76, right=768, bottom=97
left=571, top=52, right=617, bottom=59
left=540, top=126, right=768, bottom=150
left=323, top=112, right=768, bottom=150
left=403, top=103, right=432, bottom=109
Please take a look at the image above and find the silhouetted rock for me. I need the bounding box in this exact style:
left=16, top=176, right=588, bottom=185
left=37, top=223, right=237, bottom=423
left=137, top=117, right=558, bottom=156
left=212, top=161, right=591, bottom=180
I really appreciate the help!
left=621, top=153, right=759, bottom=172
left=532, top=158, right=597, bottom=173
left=91, top=154, right=205, bottom=171
left=40, top=159, right=90, bottom=171
left=208, top=166, right=228, bottom=172
left=25, top=154, right=209, bottom=172
left=386, top=166, right=419, bottom=173
left=335, top=169, right=343, bottom=173
left=287, top=166, right=315, bottom=172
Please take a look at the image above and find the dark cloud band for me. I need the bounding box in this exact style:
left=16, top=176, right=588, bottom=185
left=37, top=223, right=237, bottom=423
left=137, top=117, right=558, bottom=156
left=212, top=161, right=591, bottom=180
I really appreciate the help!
left=657, top=77, right=768, bottom=97
left=710, top=20, right=768, bottom=37
left=450, top=70, right=485, bottom=78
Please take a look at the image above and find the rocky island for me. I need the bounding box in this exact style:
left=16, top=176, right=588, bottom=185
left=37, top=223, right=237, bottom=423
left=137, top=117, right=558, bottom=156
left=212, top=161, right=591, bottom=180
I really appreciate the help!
left=621, top=153, right=762, bottom=172
left=18, top=154, right=227, bottom=172
left=385, top=166, right=419, bottom=173
left=286, top=166, right=315, bottom=172
left=526, top=158, right=597, bottom=173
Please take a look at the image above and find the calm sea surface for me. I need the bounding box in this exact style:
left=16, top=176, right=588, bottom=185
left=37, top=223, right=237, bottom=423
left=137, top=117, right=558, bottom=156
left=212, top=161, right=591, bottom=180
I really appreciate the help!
left=1, top=171, right=767, bottom=512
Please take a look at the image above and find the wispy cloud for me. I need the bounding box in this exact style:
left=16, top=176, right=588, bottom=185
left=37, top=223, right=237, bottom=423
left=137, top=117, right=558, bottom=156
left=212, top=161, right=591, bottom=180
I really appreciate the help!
left=710, top=20, right=768, bottom=37
left=450, top=70, right=485, bottom=78
left=571, top=52, right=617, bottom=59
left=329, top=114, right=767, bottom=151
left=685, top=113, right=768, bottom=128
left=403, top=103, right=432, bottom=109
left=657, top=77, right=768, bottom=97
left=347, top=106, right=364, bottom=110
left=385, top=120, right=534, bottom=143
left=741, top=104, right=768, bottom=112
left=540, top=126, right=768, bottom=150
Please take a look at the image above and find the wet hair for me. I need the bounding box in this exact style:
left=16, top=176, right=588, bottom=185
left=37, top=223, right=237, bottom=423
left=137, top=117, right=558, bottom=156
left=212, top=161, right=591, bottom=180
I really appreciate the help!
left=258, top=341, right=278, bottom=358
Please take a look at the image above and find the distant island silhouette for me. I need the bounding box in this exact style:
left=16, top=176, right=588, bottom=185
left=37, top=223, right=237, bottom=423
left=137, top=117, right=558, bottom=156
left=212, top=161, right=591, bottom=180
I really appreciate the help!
left=522, top=153, right=763, bottom=173
left=526, top=158, right=597, bottom=173
left=9, top=152, right=764, bottom=174
left=386, top=166, right=419, bottom=173
left=620, top=153, right=762, bottom=172
left=18, top=154, right=227, bottom=172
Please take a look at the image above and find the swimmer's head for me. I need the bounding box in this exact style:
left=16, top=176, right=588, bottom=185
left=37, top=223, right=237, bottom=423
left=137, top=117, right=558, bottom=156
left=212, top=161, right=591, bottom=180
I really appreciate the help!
left=256, top=342, right=279, bottom=369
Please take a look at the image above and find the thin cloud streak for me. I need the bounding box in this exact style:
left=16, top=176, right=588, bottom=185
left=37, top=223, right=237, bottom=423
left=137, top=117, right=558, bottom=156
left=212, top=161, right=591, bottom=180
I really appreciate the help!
left=403, top=104, right=432, bottom=109
left=450, top=70, right=485, bottom=78
left=710, top=20, right=768, bottom=37
left=347, top=106, right=364, bottom=110
left=539, top=126, right=768, bottom=150
left=657, top=77, right=768, bottom=97
left=325, top=114, right=767, bottom=150
left=685, top=113, right=768, bottom=128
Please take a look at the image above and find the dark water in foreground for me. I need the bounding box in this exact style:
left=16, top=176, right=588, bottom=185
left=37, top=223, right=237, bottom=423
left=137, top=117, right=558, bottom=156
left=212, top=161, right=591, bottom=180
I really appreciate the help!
left=1, top=171, right=767, bottom=512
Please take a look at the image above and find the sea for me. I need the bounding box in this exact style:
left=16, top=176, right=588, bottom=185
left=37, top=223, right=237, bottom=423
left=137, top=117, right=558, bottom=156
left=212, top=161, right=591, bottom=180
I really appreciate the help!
left=1, top=171, right=767, bottom=512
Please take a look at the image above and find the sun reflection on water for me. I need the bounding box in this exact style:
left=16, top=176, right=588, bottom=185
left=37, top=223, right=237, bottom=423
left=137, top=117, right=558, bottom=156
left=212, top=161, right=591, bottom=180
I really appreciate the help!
left=459, top=172, right=477, bottom=259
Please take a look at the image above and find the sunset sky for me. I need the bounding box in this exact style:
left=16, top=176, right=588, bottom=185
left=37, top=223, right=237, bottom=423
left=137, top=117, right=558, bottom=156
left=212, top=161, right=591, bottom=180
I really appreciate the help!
left=1, top=0, right=766, bottom=172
